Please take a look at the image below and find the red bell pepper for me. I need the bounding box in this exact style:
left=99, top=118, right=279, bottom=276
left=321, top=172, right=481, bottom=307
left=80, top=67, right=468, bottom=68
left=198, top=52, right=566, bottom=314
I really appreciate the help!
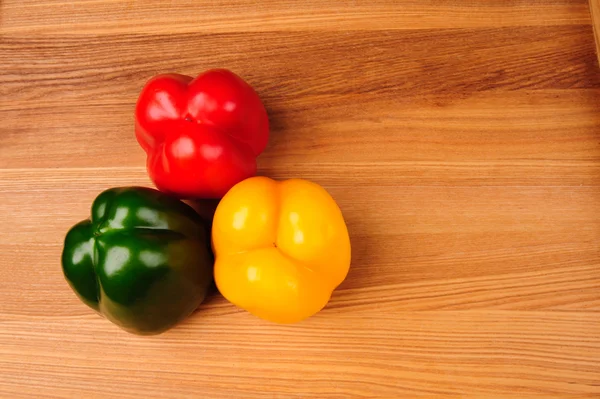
left=135, top=69, right=269, bottom=199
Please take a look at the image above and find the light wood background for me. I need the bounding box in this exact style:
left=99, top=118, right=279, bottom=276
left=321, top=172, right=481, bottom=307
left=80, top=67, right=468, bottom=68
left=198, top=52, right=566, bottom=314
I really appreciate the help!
left=1, top=0, right=600, bottom=397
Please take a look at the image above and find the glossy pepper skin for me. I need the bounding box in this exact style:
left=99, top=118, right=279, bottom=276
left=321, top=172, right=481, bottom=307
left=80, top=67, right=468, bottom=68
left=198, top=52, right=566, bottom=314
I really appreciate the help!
left=212, top=176, right=351, bottom=324
left=135, top=69, right=270, bottom=199
left=61, top=187, right=214, bottom=335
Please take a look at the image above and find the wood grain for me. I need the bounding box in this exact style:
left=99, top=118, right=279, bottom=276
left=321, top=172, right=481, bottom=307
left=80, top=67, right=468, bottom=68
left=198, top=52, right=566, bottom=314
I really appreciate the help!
left=1, top=0, right=600, bottom=397
left=590, top=0, right=600, bottom=63
left=1, top=0, right=592, bottom=34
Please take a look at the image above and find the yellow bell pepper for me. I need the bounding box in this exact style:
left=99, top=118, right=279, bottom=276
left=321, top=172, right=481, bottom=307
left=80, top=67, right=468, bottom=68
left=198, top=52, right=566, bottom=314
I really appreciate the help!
left=212, top=176, right=351, bottom=323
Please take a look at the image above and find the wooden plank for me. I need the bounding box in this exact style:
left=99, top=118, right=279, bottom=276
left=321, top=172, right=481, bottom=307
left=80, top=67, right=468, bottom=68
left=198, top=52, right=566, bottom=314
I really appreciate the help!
left=1, top=0, right=591, bottom=34
left=0, top=311, right=598, bottom=397
left=2, top=27, right=598, bottom=108
left=1, top=171, right=598, bottom=316
left=589, top=0, right=600, bottom=63
left=3, top=90, right=600, bottom=171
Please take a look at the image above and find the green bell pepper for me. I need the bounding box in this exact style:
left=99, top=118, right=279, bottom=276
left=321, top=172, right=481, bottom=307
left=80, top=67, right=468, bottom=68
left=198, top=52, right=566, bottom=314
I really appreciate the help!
left=61, top=186, right=214, bottom=335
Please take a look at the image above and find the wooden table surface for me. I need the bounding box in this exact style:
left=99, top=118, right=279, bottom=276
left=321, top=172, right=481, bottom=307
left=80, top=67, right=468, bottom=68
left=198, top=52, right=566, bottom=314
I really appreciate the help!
left=2, top=1, right=600, bottom=397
